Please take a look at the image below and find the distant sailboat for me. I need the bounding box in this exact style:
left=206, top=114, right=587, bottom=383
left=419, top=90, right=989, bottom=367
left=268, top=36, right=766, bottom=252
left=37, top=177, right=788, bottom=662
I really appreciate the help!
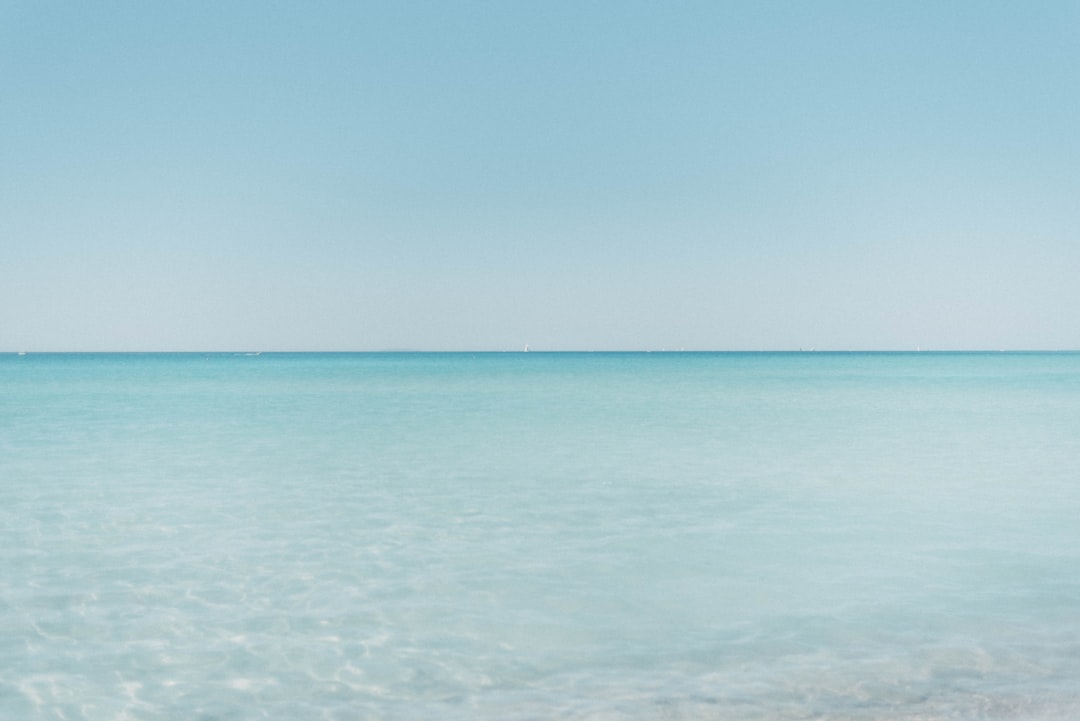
left=523, top=344, right=530, bottom=353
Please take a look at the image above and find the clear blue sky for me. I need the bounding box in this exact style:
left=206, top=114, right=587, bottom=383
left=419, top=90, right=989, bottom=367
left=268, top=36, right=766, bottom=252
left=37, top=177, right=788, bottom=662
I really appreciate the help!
left=3, top=1, right=1078, bottom=351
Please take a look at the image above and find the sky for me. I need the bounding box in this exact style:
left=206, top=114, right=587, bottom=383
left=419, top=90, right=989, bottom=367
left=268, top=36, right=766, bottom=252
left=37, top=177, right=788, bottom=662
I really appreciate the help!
left=2, top=1, right=1079, bottom=351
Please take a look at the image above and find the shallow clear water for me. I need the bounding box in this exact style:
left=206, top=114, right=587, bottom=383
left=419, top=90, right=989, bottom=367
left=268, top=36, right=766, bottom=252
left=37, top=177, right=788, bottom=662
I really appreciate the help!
left=3, top=352, right=1080, bottom=720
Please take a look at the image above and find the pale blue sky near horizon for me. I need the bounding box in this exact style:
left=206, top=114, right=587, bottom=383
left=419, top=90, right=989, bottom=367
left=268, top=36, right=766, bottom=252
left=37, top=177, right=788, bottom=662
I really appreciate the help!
left=2, top=1, right=1078, bottom=351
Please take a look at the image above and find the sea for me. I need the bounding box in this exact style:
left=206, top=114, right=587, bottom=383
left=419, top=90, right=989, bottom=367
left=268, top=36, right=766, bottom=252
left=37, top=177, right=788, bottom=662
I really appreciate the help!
left=3, top=351, right=1080, bottom=721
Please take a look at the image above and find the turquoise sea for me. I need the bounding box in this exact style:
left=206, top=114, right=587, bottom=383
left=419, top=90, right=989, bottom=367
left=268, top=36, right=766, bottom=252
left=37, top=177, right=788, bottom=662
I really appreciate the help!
left=3, top=352, right=1080, bottom=720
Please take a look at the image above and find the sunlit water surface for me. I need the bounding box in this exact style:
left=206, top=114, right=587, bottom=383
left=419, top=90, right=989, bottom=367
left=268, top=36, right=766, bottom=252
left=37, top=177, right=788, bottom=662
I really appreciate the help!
left=3, top=352, right=1080, bottom=720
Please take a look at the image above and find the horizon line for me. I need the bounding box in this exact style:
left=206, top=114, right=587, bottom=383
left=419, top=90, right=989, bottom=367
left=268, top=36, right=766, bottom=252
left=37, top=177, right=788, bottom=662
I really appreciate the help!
left=6, top=348, right=1080, bottom=355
